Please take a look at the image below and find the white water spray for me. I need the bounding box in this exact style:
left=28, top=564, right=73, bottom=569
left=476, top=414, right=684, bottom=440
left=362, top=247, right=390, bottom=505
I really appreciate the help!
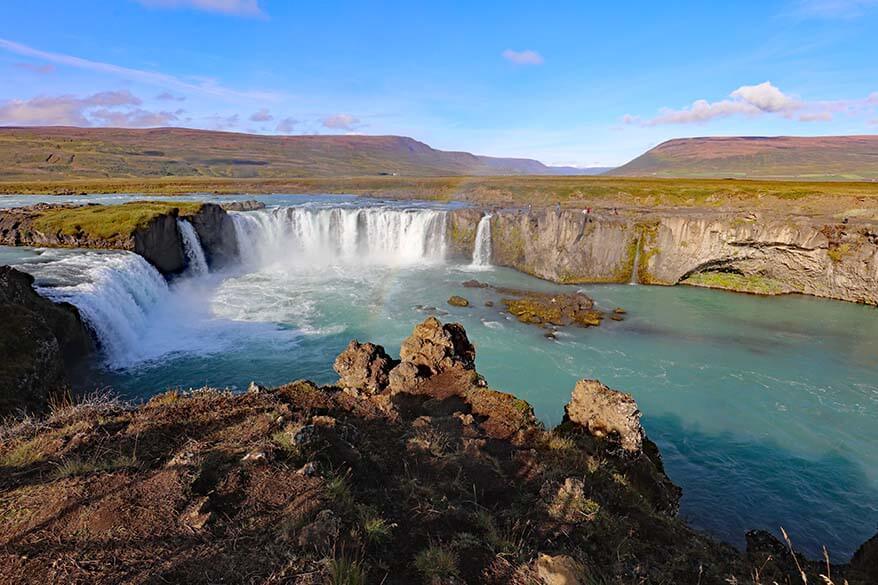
left=230, top=206, right=448, bottom=268
left=471, top=213, right=493, bottom=267
left=177, top=219, right=209, bottom=275
left=22, top=251, right=172, bottom=367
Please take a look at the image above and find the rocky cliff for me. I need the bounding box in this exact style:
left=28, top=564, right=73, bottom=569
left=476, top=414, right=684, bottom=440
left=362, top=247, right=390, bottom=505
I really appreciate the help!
left=0, top=202, right=240, bottom=275
left=0, top=266, right=92, bottom=415
left=453, top=208, right=878, bottom=305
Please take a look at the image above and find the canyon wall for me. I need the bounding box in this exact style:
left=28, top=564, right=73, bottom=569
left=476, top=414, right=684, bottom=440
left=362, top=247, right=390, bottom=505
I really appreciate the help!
left=453, top=208, right=878, bottom=305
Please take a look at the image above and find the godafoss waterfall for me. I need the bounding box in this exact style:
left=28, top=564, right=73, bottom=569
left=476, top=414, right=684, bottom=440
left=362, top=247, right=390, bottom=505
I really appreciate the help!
left=3, top=195, right=878, bottom=561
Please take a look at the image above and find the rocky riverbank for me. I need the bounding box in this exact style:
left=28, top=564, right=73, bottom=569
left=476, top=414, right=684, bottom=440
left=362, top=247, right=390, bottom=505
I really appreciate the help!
left=0, top=317, right=875, bottom=584
left=448, top=207, right=878, bottom=305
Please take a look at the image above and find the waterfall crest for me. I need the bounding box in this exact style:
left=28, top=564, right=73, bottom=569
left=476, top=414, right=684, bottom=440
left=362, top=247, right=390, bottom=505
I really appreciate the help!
left=230, top=206, right=448, bottom=268
left=177, top=219, right=209, bottom=275
left=471, top=214, right=492, bottom=267
left=22, top=251, right=172, bottom=367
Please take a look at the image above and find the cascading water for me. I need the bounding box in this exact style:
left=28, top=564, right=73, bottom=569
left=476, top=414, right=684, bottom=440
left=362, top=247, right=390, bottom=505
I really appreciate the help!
left=629, top=235, right=642, bottom=285
left=471, top=213, right=493, bottom=267
left=230, top=206, right=448, bottom=268
left=18, top=251, right=172, bottom=367
left=177, top=219, right=209, bottom=275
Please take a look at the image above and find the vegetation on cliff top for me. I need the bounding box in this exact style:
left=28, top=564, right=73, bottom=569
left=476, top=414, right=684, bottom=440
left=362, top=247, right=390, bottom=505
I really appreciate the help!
left=31, top=201, right=204, bottom=239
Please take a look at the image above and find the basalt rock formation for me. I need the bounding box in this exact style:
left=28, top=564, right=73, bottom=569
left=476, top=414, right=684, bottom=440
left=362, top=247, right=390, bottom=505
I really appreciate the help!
left=454, top=208, right=878, bottom=304
left=0, top=317, right=873, bottom=583
left=0, top=266, right=92, bottom=415
left=0, top=202, right=240, bottom=275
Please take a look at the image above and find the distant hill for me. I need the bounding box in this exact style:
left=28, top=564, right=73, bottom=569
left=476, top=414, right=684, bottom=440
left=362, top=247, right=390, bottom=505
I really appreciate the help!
left=609, top=136, right=878, bottom=180
left=0, top=126, right=576, bottom=180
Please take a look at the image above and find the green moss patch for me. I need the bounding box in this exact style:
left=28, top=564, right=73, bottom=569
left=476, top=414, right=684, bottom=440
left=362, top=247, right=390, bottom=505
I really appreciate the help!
left=682, top=272, right=788, bottom=296
left=32, top=201, right=204, bottom=240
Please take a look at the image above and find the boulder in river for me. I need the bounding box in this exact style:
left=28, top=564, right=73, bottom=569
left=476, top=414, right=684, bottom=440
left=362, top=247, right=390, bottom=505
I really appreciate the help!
left=447, top=295, right=469, bottom=307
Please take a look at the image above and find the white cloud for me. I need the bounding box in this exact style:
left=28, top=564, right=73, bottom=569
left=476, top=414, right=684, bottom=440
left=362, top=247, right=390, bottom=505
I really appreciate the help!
left=136, top=0, right=264, bottom=17
left=322, top=113, right=360, bottom=130
left=0, top=38, right=278, bottom=102
left=730, top=81, right=800, bottom=113
left=501, top=49, right=544, bottom=65
left=249, top=108, right=273, bottom=122
left=624, top=81, right=878, bottom=126
left=0, top=90, right=181, bottom=127
left=275, top=117, right=297, bottom=133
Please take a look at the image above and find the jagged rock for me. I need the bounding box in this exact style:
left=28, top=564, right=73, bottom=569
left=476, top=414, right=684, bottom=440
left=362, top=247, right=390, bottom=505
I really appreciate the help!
left=564, top=379, right=643, bottom=454
left=849, top=531, right=878, bottom=583
left=536, top=554, right=585, bottom=585
left=502, top=291, right=603, bottom=328
left=333, top=340, right=398, bottom=393
left=0, top=266, right=92, bottom=415
left=387, top=361, right=423, bottom=392
left=447, top=295, right=470, bottom=307
left=398, top=316, right=475, bottom=375
left=221, top=200, right=266, bottom=212
left=462, top=279, right=489, bottom=288
left=247, top=381, right=266, bottom=393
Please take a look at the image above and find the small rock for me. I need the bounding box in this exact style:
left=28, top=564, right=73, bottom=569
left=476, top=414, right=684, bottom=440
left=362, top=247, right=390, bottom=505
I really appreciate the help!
left=297, top=509, right=340, bottom=549
left=484, top=300, right=494, bottom=307
left=462, top=279, right=489, bottom=288
left=181, top=496, right=212, bottom=531
left=247, top=381, right=266, bottom=393
left=296, top=462, right=318, bottom=476
left=448, top=295, right=470, bottom=307
left=536, top=554, right=585, bottom=585
left=242, top=449, right=267, bottom=463
left=613, top=307, right=626, bottom=315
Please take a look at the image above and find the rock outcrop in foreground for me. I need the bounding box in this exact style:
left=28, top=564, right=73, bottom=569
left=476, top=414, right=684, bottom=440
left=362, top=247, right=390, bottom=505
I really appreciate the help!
left=0, top=266, right=91, bottom=415
left=1, top=318, right=874, bottom=584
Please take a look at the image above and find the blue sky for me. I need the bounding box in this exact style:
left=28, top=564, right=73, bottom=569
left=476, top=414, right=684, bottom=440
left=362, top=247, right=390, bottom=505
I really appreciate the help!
left=0, top=0, right=876, bottom=167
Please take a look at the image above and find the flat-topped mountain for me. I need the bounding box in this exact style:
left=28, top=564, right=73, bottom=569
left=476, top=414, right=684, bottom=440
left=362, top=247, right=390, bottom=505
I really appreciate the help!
left=0, top=126, right=589, bottom=180
left=609, top=135, right=878, bottom=180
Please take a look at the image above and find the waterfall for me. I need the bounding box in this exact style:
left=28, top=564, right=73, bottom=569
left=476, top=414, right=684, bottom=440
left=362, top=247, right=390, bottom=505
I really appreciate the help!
left=629, top=235, right=642, bottom=285
left=20, top=251, right=172, bottom=367
left=177, top=219, right=209, bottom=275
left=229, top=206, right=448, bottom=268
left=471, top=213, right=492, bottom=267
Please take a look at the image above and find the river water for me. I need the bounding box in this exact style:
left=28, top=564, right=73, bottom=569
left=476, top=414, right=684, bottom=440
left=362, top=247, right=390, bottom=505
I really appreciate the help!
left=2, top=194, right=877, bottom=559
